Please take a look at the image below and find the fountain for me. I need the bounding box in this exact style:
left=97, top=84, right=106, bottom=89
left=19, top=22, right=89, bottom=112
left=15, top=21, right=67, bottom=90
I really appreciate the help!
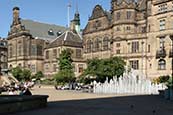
left=93, top=69, right=166, bottom=94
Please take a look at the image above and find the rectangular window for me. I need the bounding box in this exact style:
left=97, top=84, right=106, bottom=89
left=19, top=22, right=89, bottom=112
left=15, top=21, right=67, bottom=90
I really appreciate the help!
left=72, top=64, right=76, bottom=72
left=148, top=45, right=150, bottom=53
left=158, top=4, right=167, bottom=13
left=45, top=64, right=49, bottom=72
left=131, top=41, right=139, bottom=53
left=45, top=51, right=49, bottom=59
left=18, top=45, right=22, bottom=56
left=31, top=65, right=36, bottom=73
left=53, top=49, right=57, bottom=59
left=160, top=37, right=165, bottom=49
left=9, top=46, right=13, bottom=58
left=160, top=19, right=166, bottom=30
left=116, top=27, right=121, bottom=31
left=57, top=48, right=60, bottom=58
left=53, top=64, right=57, bottom=72
left=127, top=26, right=131, bottom=30
left=141, top=27, right=146, bottom=33
left=103, top=38, right=109, bottom=50
left=78, top=64, right=84, bottom=73
left=130, top=60, right=139, bottom=70
left=127, top=11, right=131, bottom=19
left=31, top=45, right=37, bottom=56
left=116, top=12, right=121, bottom=20
left=76, top=49, right=82, bottom=58
left=37, top=45, right=43, bottom=56
left=116, top=49, right=121, bottom=54
left=116, top=43, right=121, bottom=47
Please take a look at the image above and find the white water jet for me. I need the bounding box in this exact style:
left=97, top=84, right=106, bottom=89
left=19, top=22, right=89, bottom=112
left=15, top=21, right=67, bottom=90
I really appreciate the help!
left=93, top=69, right=166, bottom=94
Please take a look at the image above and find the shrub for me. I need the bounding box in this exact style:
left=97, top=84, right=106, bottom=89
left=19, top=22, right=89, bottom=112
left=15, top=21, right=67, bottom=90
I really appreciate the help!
left=54, top=69, right=75, bottom=85
left=33, top=71, right=44, bottom=81
left=41, top=78, right=55, bottom=85
left=159, top=75, right=170, bottom=83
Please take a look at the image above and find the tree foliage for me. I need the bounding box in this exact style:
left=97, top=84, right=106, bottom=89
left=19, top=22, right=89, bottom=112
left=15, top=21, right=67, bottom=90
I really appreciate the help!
left=82, top=57, right=126, bottom=83
left=58, top=49, right=73, bottom=70
left=54, top=69, right=75, bottom=85
left=54, top=49, right=75, bottom=85
left=11, top=67, right=32, bottom=81
left=11, top=66, right=23, bottom=81
left=33, top=71, right=44, bottom=80
left=22, top=69, right=32, bottom=81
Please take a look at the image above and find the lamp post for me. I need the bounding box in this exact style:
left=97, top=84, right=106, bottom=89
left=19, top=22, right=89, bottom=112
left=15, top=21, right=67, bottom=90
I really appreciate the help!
left=170, top=35, right=173, bottom=100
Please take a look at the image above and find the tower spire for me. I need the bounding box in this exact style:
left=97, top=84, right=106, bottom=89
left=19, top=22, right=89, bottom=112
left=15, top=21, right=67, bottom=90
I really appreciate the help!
left=76, top=0, right=79, bottom=14
left=67, top=0, right=72, bottom=28
left=70, top=0, right=81, bottom=33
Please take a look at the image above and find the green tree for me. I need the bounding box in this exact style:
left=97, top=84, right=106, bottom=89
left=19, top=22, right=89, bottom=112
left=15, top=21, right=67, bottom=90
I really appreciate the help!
left=11, top=67, right=32, bottom=81
left=22, top=69, right=32, bottom=81
left=34, top=71, right=44, bottom=80
left=11, top=66, right=23, bottom=81
left=82, top=57, right=125, bottom=83
left=59, top=49, right=73, bottom=70
left=54, top=49, right=75, bottom=85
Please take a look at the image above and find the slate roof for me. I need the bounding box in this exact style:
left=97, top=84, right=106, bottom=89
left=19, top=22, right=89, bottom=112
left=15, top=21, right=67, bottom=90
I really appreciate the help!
left=21, top=19, right=67, bottom=41
left=105, top=11, right=112, bottom=22
left=47, top=30, right=83, bottom=48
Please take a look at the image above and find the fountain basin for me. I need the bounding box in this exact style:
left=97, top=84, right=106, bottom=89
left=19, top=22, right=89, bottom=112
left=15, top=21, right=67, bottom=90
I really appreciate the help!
left=0, top=95, right=48, bottom=114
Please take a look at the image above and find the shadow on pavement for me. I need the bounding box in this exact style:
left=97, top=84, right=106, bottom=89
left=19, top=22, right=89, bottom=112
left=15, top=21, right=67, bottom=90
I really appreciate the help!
left=9, top=95, right=173, bottom=115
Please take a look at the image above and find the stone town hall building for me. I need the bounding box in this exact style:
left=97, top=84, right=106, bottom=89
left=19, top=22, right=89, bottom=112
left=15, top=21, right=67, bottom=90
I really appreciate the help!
left=83, top=0, right=173, bottom=78
left=7, top=7, right=85, bottom=77
left=6, top=0, right=173, bottom=79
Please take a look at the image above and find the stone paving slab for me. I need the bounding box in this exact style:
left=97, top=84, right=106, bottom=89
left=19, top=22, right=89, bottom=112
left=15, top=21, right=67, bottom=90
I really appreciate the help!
left=4, top=86, right=173, bottom=115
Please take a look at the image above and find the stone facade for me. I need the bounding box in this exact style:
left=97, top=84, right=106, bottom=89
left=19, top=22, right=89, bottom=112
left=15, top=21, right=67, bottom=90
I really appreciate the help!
left=83, top=0, right=173, bottom=79
left=0, top=38, right=7, bottom=70
left=7, top=7, right=45, bottom=74
left=7, top=7, right=85, bottom=77
left=44, top=12, right=86, bottom=77
left=7, top=7, right=67, bottom=74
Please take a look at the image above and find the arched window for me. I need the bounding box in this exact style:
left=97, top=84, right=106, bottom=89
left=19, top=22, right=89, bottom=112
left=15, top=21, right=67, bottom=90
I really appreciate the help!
left=158, top=59, right=166, bottom=70
left=86, top=40, right=92, bottom=53
left=95, top=38, right=100, bottom=51
left=103, top=37, right=109, bottom=50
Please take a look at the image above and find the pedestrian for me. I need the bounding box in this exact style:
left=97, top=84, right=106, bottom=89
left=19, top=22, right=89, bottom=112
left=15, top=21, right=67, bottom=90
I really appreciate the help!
left=19, top=87, right=32, bottom=95
left=22, top=88, right=32, bottom=95
left=9, top=88, right=15, bottom=95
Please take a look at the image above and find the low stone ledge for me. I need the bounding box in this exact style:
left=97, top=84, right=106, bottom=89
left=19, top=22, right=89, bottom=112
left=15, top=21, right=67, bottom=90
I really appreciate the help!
left=0, top=95, right=49, bottom=114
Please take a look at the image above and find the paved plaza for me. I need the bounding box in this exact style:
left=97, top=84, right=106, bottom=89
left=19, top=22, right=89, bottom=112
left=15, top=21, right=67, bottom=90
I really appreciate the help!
left=6, top=85, right=173, bottom=115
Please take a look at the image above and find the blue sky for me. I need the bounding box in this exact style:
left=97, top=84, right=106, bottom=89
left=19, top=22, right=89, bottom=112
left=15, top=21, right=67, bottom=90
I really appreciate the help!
left=0, top=0, right=110, bottom=38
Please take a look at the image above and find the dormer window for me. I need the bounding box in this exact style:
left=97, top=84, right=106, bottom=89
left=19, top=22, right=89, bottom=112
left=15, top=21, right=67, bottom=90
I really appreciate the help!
left=48, top=29, right=54, bottom=36
left=57, top=31, right=62, bottom=36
